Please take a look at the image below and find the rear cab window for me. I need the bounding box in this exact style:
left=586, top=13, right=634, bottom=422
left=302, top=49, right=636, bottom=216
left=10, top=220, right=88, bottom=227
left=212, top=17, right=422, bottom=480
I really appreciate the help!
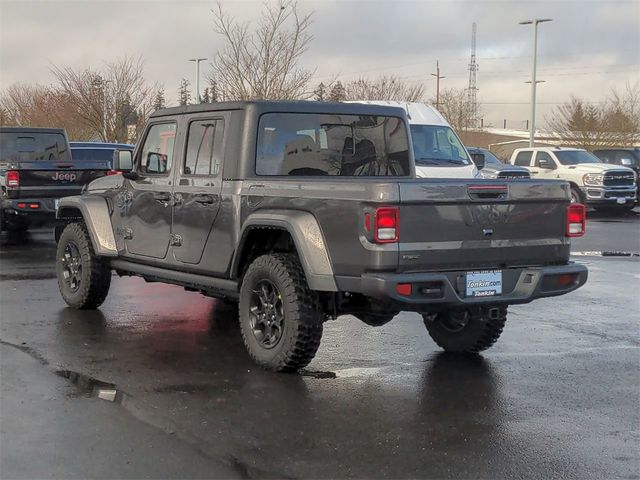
left=70, top=148, right=114, bottom=163
left=514, top=151, right=533, bottom=166
left=256, top=113, right=410, bottom=176
left=0, top=131, right=71, bottom=163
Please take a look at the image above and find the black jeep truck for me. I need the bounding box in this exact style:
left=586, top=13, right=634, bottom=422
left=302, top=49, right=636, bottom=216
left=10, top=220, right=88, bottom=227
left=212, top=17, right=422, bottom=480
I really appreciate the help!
left=55, top=101, right=588, bottom=372
left=0, top=127, right=126, bottom=235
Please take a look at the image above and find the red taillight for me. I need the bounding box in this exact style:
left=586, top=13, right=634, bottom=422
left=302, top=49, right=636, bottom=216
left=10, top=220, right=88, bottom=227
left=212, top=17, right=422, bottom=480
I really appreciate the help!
left=17, top=202, right=26, bottom=209
left=374, top=207, right=399, bottom=243
left=6, top=171, right=19, bottom=188
left=106, top=170, right=122, bottom=176
left=29, top=203, right=39, bottom=209
left=566, top=204, right=586, bottom=237
left=396, top=283, right=412, bottom=296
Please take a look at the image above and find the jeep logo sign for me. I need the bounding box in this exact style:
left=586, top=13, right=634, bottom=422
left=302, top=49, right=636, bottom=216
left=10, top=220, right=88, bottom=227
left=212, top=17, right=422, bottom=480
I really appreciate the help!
left=52, top=172, right=77, bottom=182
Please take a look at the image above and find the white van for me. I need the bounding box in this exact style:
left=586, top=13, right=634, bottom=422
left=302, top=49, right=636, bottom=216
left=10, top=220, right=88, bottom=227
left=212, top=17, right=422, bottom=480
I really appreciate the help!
left=347, top=101, right=479, bottom=178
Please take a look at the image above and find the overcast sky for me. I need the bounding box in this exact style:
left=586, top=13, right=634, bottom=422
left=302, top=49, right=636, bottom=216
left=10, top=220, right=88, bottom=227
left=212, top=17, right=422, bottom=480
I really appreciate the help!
left=1, top=0, right=638, bottom=128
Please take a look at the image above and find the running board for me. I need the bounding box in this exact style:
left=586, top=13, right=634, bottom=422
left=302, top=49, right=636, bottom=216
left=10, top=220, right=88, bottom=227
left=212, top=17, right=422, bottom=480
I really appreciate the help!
left=110, top=259, right=239, bottom=299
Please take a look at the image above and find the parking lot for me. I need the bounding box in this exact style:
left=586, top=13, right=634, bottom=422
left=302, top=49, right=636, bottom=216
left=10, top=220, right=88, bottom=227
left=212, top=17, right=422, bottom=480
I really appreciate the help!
left=1, top=210, right=639, bottom=479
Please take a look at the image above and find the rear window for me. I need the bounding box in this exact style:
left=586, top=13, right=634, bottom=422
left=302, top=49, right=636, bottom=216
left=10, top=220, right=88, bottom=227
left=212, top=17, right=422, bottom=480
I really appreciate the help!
left=514, top=151, right=533, bottom=166
left=256, top=113, right=410, bottom=176
left=70, top=148, right=115, bottom=163
left=0, top=132, right=71, bottom=163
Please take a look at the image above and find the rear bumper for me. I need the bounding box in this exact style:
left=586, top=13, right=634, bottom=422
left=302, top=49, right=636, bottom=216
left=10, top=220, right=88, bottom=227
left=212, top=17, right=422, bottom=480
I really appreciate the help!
left=1, top=198, right=57, bottom=226
left=336, top=263, right=588, bottom=309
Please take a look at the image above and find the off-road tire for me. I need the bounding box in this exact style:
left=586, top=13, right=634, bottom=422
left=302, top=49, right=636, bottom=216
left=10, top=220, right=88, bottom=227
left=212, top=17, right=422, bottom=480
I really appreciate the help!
left=239, top=253, right=323, bottom=372
left=423, top=306, right=507, bottom=353
left=356, top=313, right=397, bottom=327
left=56, top=222, right=111, bottom=309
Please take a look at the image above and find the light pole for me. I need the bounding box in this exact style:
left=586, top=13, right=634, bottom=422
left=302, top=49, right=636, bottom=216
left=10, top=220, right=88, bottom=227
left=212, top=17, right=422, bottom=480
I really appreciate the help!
left=92, top=78, right=112, bottom=141
left=520, top=18, right=552, bottom=147
left=189, top=58, right=207, bottom=103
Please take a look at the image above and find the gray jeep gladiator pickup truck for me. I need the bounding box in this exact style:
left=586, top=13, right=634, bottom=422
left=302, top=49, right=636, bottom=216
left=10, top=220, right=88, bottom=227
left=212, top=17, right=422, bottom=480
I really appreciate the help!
left=55, top=101, right=588, bottom=372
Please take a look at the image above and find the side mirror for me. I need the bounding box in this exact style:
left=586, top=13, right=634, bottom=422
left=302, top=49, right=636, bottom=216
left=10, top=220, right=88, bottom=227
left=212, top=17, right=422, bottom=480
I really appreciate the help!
left=539, top=158, right=556, bottom=170
left=145, top=152, right=166, bottom=174
left=470, top=152, right=485, bottom=170
left=112, top=150, right=133, bottom=172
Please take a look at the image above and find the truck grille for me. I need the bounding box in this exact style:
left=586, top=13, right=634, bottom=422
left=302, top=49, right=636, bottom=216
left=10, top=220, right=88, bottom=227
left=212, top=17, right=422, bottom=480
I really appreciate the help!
left=497, top=170, right=530, bottom=179
left=603, top=171, right=635, bottom=186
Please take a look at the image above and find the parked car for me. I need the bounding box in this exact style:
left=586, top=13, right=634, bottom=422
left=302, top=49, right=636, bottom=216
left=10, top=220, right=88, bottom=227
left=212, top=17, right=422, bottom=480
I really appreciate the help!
left=466, top=147, right=530, bottom=179
left=509, top=147, right=636, bottom=210
left=70, top=142, right=135, bottom=173
left=55, top=101, right=587, bottom=372
left=593, top=148, right=639, bottom=201
left=348, top=101, right=479, bottom=178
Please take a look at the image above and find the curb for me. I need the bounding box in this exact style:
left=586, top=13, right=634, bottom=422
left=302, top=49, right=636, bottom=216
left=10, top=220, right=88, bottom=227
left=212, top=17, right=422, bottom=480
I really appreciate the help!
left=572, top=251, right=640, bottom=257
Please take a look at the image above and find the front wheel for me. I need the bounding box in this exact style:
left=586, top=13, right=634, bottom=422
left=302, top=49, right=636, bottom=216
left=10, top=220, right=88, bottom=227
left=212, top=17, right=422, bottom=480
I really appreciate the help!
left=570, top=186, right=583, bottom=204
left=423, top=306, right=507, bottom=353
left=239, top=253, right=323, bottom=372
left=56, top=222, right=111, bottom=309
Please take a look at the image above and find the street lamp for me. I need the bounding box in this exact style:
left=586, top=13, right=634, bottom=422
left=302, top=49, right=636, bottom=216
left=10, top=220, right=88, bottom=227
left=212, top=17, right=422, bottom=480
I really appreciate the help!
left=189, top=58, right=207, bottom=103
left=520, top=18, right=552, bottom=147
left=92, top=78, right=112, bottom=141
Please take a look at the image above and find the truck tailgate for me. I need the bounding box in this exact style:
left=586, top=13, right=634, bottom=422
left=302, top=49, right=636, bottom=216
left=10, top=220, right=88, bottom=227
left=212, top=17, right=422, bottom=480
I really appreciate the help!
left=13, top=162, right=110, bottom=198
left=397, top=179, right=571, bottom=272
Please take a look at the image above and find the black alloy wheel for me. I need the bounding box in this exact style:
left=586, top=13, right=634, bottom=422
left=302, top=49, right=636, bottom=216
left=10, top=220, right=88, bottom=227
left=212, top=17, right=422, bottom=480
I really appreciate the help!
left=249, top=279, right=285, bottom=349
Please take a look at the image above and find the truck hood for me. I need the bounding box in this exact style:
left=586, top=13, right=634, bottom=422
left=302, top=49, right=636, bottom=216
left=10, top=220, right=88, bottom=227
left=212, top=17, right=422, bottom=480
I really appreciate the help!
left=565, top=163, right=635, bottom=174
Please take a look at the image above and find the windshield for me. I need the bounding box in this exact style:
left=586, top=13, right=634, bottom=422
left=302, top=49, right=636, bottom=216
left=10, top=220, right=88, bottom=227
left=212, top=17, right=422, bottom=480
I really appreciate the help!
left=0, top=132, right=71, bottom=163
left=555, top=150, right=601, bottom=165
left=410, top=125, right=471, bottom=166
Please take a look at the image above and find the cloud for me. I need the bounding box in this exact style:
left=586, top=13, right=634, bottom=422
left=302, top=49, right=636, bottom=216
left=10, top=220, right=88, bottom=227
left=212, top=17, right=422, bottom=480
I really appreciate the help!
left=1, top=0, right=638, bottom=126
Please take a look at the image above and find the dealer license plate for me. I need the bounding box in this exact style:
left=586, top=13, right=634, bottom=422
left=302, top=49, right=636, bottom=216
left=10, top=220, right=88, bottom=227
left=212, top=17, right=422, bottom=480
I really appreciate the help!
left=616, top=198, right=626, bottom=204
left=466, top=270, right=502, bottom=297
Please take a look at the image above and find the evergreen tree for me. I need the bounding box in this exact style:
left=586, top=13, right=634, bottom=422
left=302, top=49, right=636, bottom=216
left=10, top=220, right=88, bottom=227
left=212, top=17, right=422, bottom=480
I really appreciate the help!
left=178, top=78, right=191, bottom=106
left=201, top=87, right=210, bottom=104
left=209, top=79, right=219, bottom=103
left=328, top=81, right=346, bottom=102
left=153, top=88, right=166, bottom=110
left=313, top=82, right=327, bottom=101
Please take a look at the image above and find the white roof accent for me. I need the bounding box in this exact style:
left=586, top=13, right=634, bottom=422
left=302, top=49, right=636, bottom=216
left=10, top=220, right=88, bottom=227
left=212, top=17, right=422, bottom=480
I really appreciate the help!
left=344, top=101, right=450, bottom=127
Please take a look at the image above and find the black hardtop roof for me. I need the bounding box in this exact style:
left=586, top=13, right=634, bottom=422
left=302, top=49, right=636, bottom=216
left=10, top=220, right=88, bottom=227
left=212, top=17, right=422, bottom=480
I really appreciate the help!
left=151, top=100, right=409, bottom=119
left=0, top=126, right=66, bottom=134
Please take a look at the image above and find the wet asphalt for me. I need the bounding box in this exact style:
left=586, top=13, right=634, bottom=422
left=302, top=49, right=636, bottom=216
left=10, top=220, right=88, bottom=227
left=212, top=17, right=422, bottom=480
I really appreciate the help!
left=0, top=211, right=639, bottom=479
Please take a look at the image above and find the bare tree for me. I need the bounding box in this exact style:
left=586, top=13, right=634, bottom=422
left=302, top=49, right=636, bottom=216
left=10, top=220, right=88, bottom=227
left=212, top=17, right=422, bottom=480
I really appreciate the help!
left=344, top=75, right=425, bottom=102
left=547, top=83, right=640, bottom=150
left=0, top=83, right=94, bottom=139
left=434, top=88, right=480, bottom=139
left=327, top=81, right=346, bottom=102
left=207, top=0, right=314, bottom=101
left=51, top=56, right=159, bottom=142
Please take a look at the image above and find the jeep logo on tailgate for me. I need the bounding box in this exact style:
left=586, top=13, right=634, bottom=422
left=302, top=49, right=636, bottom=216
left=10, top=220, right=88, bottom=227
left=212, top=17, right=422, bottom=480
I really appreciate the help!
left=52, top=172, right=77, bottom=182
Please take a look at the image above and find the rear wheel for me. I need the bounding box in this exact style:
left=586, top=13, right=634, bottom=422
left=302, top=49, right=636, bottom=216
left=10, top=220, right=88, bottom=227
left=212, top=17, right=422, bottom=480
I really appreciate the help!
left=423, top=306, right=507, bottom=353
left=239, top=253, right=323, bottom=372
left=56, top=222, right=111, bottom=309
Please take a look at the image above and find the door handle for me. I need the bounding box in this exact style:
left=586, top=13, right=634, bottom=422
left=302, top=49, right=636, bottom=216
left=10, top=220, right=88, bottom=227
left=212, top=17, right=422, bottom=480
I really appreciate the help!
left=153, top=192, right=171, bottom=203
left=194, top=194, right=215, bottom=205
left=530, top=170, right=539, bottom=174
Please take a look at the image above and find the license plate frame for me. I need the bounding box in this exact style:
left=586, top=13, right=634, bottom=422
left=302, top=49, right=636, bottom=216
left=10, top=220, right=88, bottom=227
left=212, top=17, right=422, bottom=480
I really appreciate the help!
left=466, top=270, right=503, bottom=298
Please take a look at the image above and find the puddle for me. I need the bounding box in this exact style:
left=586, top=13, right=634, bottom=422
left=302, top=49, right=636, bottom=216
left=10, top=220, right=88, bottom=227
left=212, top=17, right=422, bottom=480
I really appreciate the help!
left=299, top=369, right=336, bottom=379
left=56, top=370, right=128, bottom=403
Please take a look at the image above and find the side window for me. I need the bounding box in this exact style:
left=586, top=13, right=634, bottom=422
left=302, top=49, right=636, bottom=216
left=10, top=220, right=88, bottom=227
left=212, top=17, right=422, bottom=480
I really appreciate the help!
left=138, top=123, right=176, bottom=175
left=514, top=151, right=533, bottom=166
left=184, top=119, right=224, bottom=176
left=536, top=151, right=555, bottom=167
